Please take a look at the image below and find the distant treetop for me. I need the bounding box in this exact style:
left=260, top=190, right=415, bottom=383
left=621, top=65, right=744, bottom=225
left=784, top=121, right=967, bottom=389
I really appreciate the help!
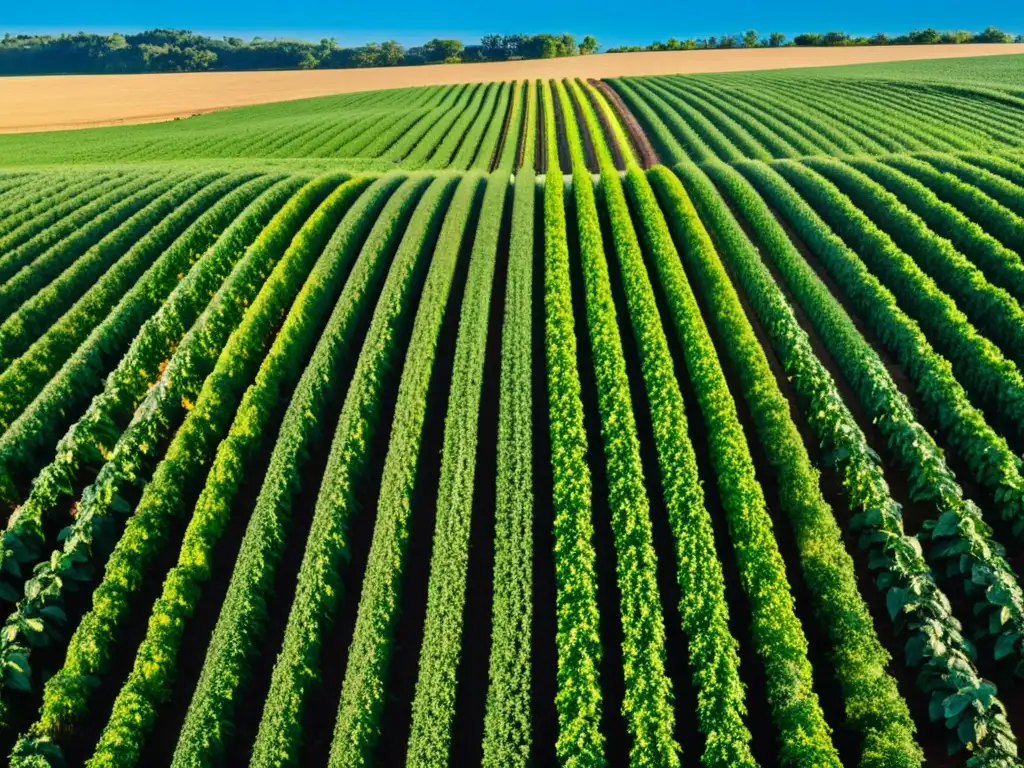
left=0, top=26, right=1019, bottom=76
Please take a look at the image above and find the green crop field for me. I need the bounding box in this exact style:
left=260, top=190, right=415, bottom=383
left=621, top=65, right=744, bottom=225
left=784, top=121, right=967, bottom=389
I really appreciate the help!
left=1, top=54, right=1024, bottom=768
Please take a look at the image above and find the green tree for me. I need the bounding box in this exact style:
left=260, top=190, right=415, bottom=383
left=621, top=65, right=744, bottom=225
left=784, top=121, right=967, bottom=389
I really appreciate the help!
left=768, top=32, right=786, bottom=47
left=579, top=35, right=599, bottom=55
left=973, top=25, right=1013, bottom=43
left=743, top=29, right=759, bottom=48
left=423, top=38, right=463, bottom=62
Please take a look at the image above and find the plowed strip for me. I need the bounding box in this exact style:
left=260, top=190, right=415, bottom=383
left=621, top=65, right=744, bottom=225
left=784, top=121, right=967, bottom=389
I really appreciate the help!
left=591, top=79, right=659, bottom=168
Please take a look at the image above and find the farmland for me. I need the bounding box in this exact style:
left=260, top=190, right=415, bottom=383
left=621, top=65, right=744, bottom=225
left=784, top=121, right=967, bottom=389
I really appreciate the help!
left=1, top=52, right=1024, bottom=768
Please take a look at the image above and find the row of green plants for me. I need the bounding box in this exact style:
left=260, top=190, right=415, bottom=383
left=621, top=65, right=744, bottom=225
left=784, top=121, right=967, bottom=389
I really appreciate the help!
left=0, top=172, right=193, bottom=323
left=81, top=177, right=375, bottom=767
left=0, top=171, right=241, bottom=376
left=817, top=82, right=981, bottom=152
left=805, top=158, right=1024, bottom=371
left=0, top=172, right=41, bottom=205
left=482, top=168, right=534, bottom=767
left=601, top=80, right=679, bottom=165
left=731, top=158, right=1024, bottom=666
left=669, top=77, right=818, bottom=157
left=848, top=157, right=1024, bottom=308
left=628, top=79, right=722, bottom=161
left=560, top=77, right=681, bottom=765
left=9, top=172, right=361, bottom=766
left=250, top=175, right=456, bottom=767
left=0, top=173, right=166, bottom=296
left=0, top=175, right=289, bottom=574
left=773, top=160, right=1024, bottom=443
left=675, top=158, right=927, bottom=763
left=0, top=174, right=327, bottom=731
left=456, top=82, right=507, bottom=170
left=427, top=83, right=494, bottom=170
left=570, top=76, right=757, bottom=763
left=754, top=80, right=908, bottom=153
left=677, top=160, right=931, bottom=763
left=882, top=155, right=1024, bottom=256
left=920, top=153, right=1024, bottom=219
left=405, top=85, right=479, bottom=168
left=474, top=81, right=513, bottom=170
left=0, top=172, right=136, bottom=267
left=651, top=77, right=776, bottom=160
left=644, top=79, right=748, bottom=161
left=963, top=153, right=1024, bottom=190
left=577, top=80, right=632, bottom=167
left=600, top=132, right=758, bottom=763
left=0, top=171, right=119, bottom=244
left=406, top=171, right=506, bottom=766
left=170, top=175, right=418, bottom=767
left=0, top=173, right=252, bottom=429
left=753, top=160, right=1024, bottom=540
left=722, top=77, right=870, bottom=154
left=646, top=165, right=842, bottom=766
left=707, top=159, right=1021, bottom=763
left=378, top=87, right=464, bottom=163
left=539, top=78, right=606, bottom=766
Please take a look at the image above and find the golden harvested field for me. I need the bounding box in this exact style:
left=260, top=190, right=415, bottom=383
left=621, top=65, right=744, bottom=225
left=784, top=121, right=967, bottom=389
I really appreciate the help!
left=2, top=42, right=1023, bottom=132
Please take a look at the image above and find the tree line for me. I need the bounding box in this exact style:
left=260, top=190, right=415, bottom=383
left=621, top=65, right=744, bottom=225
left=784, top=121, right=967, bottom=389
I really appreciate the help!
left=0, top=30, right=598, bottom=75
left=607, top=26, right=1021, bottom=52
left=0, top=26, right=1019, bottom=76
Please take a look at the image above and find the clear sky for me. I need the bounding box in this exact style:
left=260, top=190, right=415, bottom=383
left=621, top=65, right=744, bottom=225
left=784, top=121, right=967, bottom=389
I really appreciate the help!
left=5, top=0, right=1022, bottom=50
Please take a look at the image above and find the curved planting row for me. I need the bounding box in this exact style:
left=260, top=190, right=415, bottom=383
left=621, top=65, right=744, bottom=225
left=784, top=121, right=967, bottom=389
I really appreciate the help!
left=805, top=158, right=1024, bottom=371
left=0, top=172, right=245, bottom=375
left=772, top=160, right=1024, bottom=444
left=560, top=75, right=680, bottom=767
left=609, top=164, right=756, bottom=764
left=733, top=160, right=1024, bottom=660
left=0, top=175, right=292, bottom=585
left=170, top=174, right=420, bottom=767
left=10, top=172, right=360, bottom=765
left=670, top=160, right=925, bottom=765
left=83, top=177, right=375, bottom=767
left=250, top=174, right=455, bottom=768
left=540, top=101, right=606, bottom=765
left=702, top=160, right=1023, bottom=756
left=647, top=166, right=841, bottom=767
left=1, top=174, right=329, bottom=731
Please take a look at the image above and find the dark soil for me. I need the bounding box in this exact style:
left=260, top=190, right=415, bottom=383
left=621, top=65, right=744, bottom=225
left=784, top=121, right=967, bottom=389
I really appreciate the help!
left=591, top=79, right=661, bottom=169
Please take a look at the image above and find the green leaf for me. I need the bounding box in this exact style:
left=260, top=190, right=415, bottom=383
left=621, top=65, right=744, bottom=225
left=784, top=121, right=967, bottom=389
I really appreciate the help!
left=4, top=667, right=31, bottom=692
left=957, top=717, right=976, bottom=746
left=943, top=693, right=970, bottom=720
left=994, top=632, right=1019, bottom=661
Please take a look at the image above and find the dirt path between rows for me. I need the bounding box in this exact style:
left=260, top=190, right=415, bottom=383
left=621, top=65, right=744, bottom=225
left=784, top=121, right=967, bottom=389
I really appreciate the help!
left=2, top=44, right=1022, bottom=134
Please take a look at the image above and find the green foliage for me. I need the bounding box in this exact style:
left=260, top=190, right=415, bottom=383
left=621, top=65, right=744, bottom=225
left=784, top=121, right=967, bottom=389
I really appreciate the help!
left=714, top=159, right=1021, bottom=764
left=616, top=164, right=756, bottom=766
left=681, top=160, right=924, bottom=765
left=541, top=134, right=606, bottom=766
left=405, top=171, right=505, bottom=766
left=482, top=168, right=535, bottom=768
left=250, top=174, right=455, bottom=768
left=80, top=176, right=372, bottom=767
left=565, top=79, right=681, bottom=766
left=7, top=173, right=337, bottom=748
left=773, top=160, right=1024, bottom=443
left=166, top=174, right=414, bottom=767
left=647, top=165, right=841, bottom=767
left=0, top=174, right=290, bottom=576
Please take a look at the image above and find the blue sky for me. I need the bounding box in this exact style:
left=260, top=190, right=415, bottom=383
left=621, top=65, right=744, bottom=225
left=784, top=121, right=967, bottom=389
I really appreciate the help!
left=5, top=0, right=1022, bottom=50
